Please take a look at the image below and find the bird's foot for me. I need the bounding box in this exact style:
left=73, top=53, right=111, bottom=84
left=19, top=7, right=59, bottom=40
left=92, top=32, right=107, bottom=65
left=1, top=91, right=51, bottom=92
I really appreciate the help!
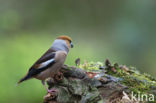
left=48, top=88, right=57, bottom=93
left=44, top=88, right=58, bottom=101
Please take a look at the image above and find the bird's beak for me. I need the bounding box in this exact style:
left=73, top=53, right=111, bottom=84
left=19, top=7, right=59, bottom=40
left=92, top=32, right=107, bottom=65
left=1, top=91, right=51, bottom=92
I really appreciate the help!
left=70, top=42, right=74, bottom=48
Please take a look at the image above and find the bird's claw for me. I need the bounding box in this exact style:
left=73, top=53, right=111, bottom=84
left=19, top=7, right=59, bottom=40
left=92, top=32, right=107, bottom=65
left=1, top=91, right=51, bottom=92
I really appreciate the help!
left=48, top=89, right=57, bottom=93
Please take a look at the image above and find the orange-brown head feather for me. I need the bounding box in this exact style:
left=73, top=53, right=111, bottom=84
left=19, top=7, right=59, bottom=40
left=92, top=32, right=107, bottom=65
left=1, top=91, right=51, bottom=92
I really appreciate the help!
left=57, top=35, right=73, bottom=48
left=57, top=35, right=72, bottom=41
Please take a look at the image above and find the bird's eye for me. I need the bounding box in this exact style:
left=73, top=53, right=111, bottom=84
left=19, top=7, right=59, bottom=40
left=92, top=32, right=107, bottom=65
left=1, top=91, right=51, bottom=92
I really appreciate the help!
left=69, top=40, right=72, bottom=43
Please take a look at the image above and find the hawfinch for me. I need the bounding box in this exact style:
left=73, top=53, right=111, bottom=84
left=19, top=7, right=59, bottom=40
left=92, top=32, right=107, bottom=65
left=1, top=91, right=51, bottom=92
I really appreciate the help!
left=18, top=36, right=73, bottom=92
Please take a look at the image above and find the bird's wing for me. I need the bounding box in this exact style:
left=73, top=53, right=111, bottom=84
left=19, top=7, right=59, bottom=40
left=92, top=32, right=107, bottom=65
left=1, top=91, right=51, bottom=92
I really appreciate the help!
left=29, top=48, right=56, bottom=74
left=34, top=48, right=56, bottom=65
left=18, top=48, right=56, bottom=84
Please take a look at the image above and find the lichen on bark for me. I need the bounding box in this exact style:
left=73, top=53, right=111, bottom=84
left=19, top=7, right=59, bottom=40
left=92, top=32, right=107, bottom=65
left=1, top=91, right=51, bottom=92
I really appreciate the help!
left=43, top=59, right=156, bottom=103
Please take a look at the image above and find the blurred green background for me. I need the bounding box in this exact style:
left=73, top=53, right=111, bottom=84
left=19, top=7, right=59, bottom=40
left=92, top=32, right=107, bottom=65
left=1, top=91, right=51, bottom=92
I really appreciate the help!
left=0, top=0, right=156, bottom=103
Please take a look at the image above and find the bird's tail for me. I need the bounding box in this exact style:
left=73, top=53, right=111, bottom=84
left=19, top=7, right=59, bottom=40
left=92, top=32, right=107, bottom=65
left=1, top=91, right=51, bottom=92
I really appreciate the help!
left=17, top=74, right=31, bottom=85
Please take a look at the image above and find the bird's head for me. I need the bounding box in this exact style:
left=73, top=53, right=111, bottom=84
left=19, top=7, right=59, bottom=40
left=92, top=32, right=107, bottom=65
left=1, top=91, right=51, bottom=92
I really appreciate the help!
left=51, top=35, right=73, bottom=53
left=57, top=35, right=74, bottom=48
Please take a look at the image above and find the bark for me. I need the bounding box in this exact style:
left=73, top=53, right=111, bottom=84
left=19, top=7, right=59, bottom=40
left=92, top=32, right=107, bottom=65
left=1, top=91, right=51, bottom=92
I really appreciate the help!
left=43, top=59, right=156, bottom=103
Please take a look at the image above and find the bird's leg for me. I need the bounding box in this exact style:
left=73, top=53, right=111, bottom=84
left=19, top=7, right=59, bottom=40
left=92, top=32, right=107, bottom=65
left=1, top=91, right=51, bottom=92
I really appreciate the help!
left=41, top=80, right=48, bottom=91
left=41, top=80, right=56, bottom=93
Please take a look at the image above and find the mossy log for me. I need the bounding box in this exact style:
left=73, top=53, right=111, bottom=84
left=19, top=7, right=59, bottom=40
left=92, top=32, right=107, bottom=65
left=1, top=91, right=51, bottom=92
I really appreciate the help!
left=43, top=59, right=156, bottom=103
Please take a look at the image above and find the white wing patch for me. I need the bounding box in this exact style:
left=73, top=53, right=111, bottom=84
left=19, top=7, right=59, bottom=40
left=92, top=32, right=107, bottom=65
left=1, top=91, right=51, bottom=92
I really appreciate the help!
left=39, top=59, right=55, bottom=68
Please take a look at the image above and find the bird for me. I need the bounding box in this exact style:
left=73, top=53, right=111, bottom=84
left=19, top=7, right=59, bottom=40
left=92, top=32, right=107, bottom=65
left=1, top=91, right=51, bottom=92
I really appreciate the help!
left=17, top=35, right=73, bottom=93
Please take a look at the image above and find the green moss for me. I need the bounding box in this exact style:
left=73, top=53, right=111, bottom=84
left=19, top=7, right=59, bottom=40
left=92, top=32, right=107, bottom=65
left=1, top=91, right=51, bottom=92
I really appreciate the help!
left=79, top=61, right=103, bottom=71
left=109, top=66, right=156, bottom=94
left=80, top=61, right=156, bottom=97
